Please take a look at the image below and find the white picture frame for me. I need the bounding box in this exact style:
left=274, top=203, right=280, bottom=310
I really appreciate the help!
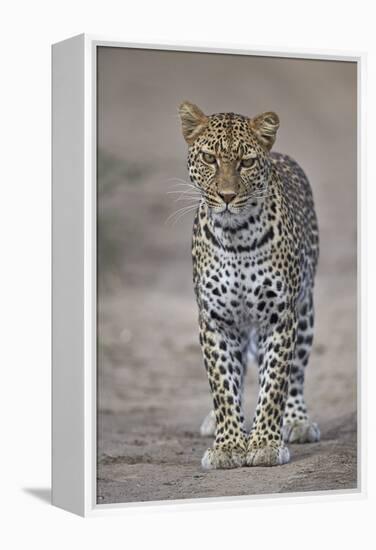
left=52, top=34, right=365, bottom=517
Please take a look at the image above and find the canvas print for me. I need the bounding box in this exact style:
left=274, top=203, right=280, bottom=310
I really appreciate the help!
left=96, top=47, right=357, bottom=504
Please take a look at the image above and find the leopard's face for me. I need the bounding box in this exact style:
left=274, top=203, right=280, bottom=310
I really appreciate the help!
left=179, top=103, right=280, bottom=221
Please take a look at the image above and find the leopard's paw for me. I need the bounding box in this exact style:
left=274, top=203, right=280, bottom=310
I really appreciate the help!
left=246, top=444, right=290, bottom=467
left=200, top=410, right=216, bottom=437
left=282, top=420, right=320, bottom=444
left=201, top=445, right=246, bottom=470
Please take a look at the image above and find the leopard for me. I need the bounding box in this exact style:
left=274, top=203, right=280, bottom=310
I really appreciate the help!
left=178, top=101, right=320, bottom=470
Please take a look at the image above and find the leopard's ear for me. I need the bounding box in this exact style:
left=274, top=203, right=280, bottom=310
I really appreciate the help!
left=178, top=101, right=208, bottom=144
left=250, top=111, right=280, bottom=150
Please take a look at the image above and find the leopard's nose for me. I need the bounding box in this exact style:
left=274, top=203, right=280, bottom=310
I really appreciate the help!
left=218, top=191, right=237, bottom=204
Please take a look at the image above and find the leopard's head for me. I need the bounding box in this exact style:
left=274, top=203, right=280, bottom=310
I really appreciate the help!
left=178, top=101, right=279, bottom=221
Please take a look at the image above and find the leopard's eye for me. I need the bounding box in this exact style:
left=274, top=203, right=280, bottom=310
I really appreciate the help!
left=202, top=152, right=217, bottom=165
left=240, top=157, right=256, bottom=169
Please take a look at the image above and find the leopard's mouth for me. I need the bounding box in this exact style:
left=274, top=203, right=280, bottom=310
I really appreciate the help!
left=208, top=202, right=245, bottom=215
left=207, top=197, right=263, bottom=224
left=208, top=204, right=246, bottom=223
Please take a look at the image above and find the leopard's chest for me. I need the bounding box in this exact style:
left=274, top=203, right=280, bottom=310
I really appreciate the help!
left=197, top=248, right=288, bottom=329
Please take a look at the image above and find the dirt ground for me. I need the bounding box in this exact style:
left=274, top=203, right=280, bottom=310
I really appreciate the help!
left=96, top=50, right=357, bottom=505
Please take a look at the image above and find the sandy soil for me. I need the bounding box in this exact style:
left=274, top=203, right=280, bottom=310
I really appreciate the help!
left=96, top=50, right=357, bottom=505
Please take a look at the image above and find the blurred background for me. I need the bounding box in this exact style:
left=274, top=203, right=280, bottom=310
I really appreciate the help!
left=96, top=47, right=357, bottom=504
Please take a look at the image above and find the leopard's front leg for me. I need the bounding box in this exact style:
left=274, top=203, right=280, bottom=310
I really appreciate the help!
left=246, top=312, right=297, bottom=467
left=199, top=318, right=248, bottom=470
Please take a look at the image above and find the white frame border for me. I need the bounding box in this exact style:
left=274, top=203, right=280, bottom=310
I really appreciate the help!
left=52, top=34, right=366, bottom=517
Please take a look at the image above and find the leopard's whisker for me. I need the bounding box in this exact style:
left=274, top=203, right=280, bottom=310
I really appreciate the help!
left=168, top=182, right=202, bottom=194
left=165, top=202, right=200, bottom=226
left=167, top=177, right=191, bottom=183
left=167, top=188, right=200, bottom=194
left=174, top=196, right=201, bottom=203
left=167, top=177, right=201, bottom=190
left=167, top=206, right=199, bottom=226
left=167, top=190, right=201, bottom=198
left=167, top=188, right=202, bottom=204
left=168, top=182, right=198, bottom=189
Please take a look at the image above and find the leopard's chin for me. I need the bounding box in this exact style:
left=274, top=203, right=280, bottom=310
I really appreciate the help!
left=209, top=207, right=249, bottom=228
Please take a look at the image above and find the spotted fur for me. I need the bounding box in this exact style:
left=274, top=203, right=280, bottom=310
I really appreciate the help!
left=178, top=101, right=320, bottom=469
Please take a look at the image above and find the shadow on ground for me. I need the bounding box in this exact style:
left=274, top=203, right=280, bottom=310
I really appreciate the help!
left=23, top=488, right=51, bottom=504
